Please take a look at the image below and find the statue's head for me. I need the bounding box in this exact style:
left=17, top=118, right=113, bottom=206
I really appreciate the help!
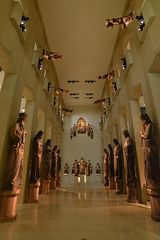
left=123, top=130, right=129, bottom=137
left=18, top=112, right=28, bottom=122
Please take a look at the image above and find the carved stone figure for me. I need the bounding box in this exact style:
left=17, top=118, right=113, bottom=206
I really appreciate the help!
left=140, top=113, right=160, bottom=221
left=96, top=163, right=101, bottom=174
left=64, top=163, right=69, bottom=174
left=56, top=149, right=61, bottom=176
left=113, top=138, right=123, bottom=194
left=51, top=145, right=58, bottom=178
left=123, top=130, right=137, bottom=202
left=4, top=112, right=28, bottom=191
left=42, top=139, right=52, bottom=180
left=108, top=144, right=114, bottom=178
left=140, top=113, right=160, bottom=189
left=29, top=131, right=43, bottom=184
left=103, top=149, right=109, bottom=186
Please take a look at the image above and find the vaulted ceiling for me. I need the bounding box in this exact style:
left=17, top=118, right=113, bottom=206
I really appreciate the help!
left=36, top=0, right=127, bottom=107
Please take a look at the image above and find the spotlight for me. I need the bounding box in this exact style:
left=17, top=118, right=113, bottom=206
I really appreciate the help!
left=136, top=15, right=145, bottom=31
left=20, top=15, right=29, bottom=32
left=121, top=57, right=127, bottom=70
left=37, top=58, right=43, bottom=70
left=107, top=97, right=111, bottom=106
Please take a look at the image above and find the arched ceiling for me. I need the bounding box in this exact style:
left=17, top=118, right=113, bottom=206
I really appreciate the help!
left=36, top=0, right=127, bottom=107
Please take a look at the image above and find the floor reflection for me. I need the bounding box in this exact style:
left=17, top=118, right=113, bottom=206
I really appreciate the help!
left=0, top=183, right=160, bottom=240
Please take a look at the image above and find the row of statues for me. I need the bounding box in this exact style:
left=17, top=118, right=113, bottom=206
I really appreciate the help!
left=103, top=113, right=160, bottom=205
left=64, top=159, right=101, bottom=176
left=3, top=112, right=62, bottom=192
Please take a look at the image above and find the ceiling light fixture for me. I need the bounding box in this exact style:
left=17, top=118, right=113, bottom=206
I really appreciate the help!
left=67, top=80, right=79, bottom=84
left=84, top=80, right=96, bottom=83
left=20, top=15, right=29, bottom=32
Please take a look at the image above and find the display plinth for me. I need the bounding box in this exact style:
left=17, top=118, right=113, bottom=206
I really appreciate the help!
left=147, top=188, right=160, bottom=222
left=41, top=180, right=51, bottom=194
left=127, top=183, right=137, bottom=203
left=0, top=189, right=20, bottom=222
left=28, top=182, right=40, bottom=203
left=56, top=177, right=61, bottom=187
left=50, top=178, right=56, bottom=189
left=109, top=177, right=116, bottom=189
left=116, top=179, right=123, bottom=194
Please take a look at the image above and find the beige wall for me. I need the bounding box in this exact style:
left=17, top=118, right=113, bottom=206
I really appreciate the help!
left=101, top=0, right=160, bottom=203
left=0, top=0, right=63, bottom=202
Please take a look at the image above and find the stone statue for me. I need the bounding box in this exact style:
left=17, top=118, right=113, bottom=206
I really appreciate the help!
left=140, top=113, right=160, bottom=189
left=56, top=149, right=61, bottom=177
left=96, top=163, right=101, bottom=174
left=123, top=130, right=137, bottom=202
left=108, top=144, right=114, bottom=178
left=64, top=163, right=69, bottom=174
left=74, top=160, right=79, bottom=176
left=51, top=145, right=58, bottom=179
left=4, top=112, right=28, bottom=191
left=103, top=149, right=109, bottom=186
left=79, top=157, right=86, bottom=175
left=42, top=139, right=52, bottom=180
left=29, top=130, right=43, bottom=184
left=113, top=138, right=123, bottom=193
left=123, top=130, right=137, bottom=185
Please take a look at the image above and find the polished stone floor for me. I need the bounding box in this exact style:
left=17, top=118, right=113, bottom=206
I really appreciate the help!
left=0, top=182, right=160, bottom=240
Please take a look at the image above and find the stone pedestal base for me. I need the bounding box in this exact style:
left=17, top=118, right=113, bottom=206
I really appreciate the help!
left=28, top=182, right=40, bottom=203
left=50, top=178, right=56, bottom=190
left=0, top=189, right=20, bottom=222
left=56, top=177, right=61, bottom=187
left=127, top=184, right=137, bottom=203
left=41, top=180, right=51, bottom=194
left=147, top=188, right=160, bottom=222
left=116, top=179, right=123, bottom=194
left=109, top=178, right=116, bottom=190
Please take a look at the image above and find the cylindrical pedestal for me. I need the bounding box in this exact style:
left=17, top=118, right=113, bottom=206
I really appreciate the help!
left=50, top=178, right=56, bottom=190
left=41, top=180, right=51, bottom=194
left=0, top=189, right=20, bottom=222
left=56, top=177, right=61, bottom=187
left=28, top=182, right=40, bottom=203
left=109, top=177, right=116, bottom=189
left=116, top=179, right=123, bottom=194
left=147, top=188, right=160, bottom=222
left=127, top=183, right=137, bottom=203
left=104, top=177, right=109, bottom=187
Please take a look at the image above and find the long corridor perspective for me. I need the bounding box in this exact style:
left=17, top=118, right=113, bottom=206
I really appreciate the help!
left=0, top=182, right=160, bottom=240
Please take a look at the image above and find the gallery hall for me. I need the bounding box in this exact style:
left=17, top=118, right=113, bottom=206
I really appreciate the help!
left=0, top=0, right=160, bottom=239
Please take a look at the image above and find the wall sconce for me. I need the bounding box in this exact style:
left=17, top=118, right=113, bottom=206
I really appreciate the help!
left=105, top=11, right=134, bottom=29
left=98, top=70, right=115, bottom=80
left=55, top=87, right=69, bottom=95
left=20, top=15, right=29, bottom=32
left=136, top=15, right=145, bottom=31
left=94, top=98, right=106, bottom=105
left=62, top=108, right=73, bottom=114
left=121, top=57, right=127, bottom=70
left=43, top=49, right=64, bottom=60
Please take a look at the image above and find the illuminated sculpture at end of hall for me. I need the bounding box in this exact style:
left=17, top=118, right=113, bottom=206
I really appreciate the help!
left=70, top=117, right=93, bottom=139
